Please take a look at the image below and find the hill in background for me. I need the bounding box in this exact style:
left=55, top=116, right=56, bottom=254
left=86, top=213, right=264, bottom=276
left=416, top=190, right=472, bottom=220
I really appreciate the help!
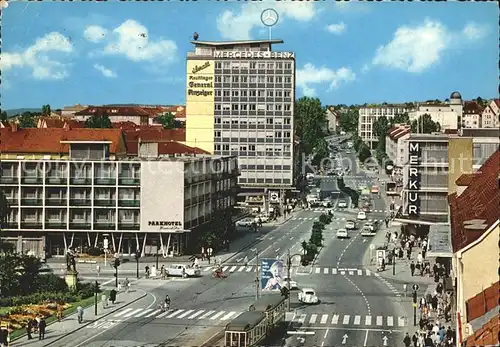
left=4, top=108, right=42, bottom=117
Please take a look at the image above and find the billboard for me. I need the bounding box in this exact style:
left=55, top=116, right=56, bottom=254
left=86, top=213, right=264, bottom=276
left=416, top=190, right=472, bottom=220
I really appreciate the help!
left=261, top=258, right=285, bottom=291
left=407, top=141, right=422, bottom=216
left=186, top=60, right=215, bottom=103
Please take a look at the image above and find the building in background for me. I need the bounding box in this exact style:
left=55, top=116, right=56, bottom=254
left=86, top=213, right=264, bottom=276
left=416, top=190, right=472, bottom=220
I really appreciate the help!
left=385, top=124, right=411, bottom=172
left=358, top=104, right=411, bottom=149
left=408, top=92, right=462, bottom=131
left=461, top=101, right=484, bottom=129
left=61, top=104, right=88, bottom=118
left=459, top=128, right=500, bottom=170
left=325, top=106, right=340, bottom=133
left=185, top=39, right=297, bottom=213
left=480, top=99, right=500, bottom=129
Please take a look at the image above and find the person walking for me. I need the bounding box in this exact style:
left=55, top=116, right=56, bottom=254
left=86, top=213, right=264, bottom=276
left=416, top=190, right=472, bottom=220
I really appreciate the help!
left=77, top=306, right=84, bottom=323
left=403, top=332, right=411, bottom=347
left=410, top=261, right=416, bottom=276
left=57, top=303, right=63, bottom=322
left=26, top=319, right=33, bottom=340
left=124, top=278, right=130, bottom=292
left=102, top=293, right=108, bottom=309
left=109, top=289, right=117, bottom=304
left=38, top=318, right=46, bottom=340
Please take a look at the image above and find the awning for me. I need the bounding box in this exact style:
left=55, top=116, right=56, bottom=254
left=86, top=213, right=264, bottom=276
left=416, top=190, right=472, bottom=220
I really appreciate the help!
left=426, top=224, right=453, bottom=258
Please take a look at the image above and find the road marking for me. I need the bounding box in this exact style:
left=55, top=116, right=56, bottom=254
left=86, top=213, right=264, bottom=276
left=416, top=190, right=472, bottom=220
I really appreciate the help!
left=376, top=316, right=383, bottom=326
left=357, top=269, right=363, bottom=276
left=398, top=317, right=405, bottom=327
left=188, top=310, right=205, bottom=319
left=290, top=236, right=294, bottom=240
left=210, top=311, right=226, bottom=320
left=320, top=314, right=328, bottom=324
left=342, top=315, right=350, bottom=325
left=387, top=316, right=394, bottom=326
left=323, top=268, right=329, bottom=274
left=114, top=308, right=133, bottom=318
left=365, top=316, right=372, bottom=326
left=349, top=271, right=354, bottom=276
left=124, top=308, right=143, bottom=318
left=354, top=316, right=361, bottom=325
left=246, top=267, right=253, bottom=272
left=309, top=314, right=318, bottom=324
left=340, top=271, right=345, bottom=275
left=220, top=311, right=238, bottom=321
left=332, top=268, right=337, bottom=274
left=228, top=266, right=237, bottom=272
left=166, top=309, right=185, bottom=319
left=199, top=310, right=216, bottom=319
left=134, top=309, right=153, bottom=317
left=236, top=257, right=243, bottom=262
left=237, top=266, right=245, bottom=272
left=275, top=248, right=280, bottom=253
left=222, top=266, right=229, bottom=272
left=204, top=267, right=213, bottom=272
left=297, top=314, right=306, bottom=323
left=315, top=268, right=321, bottom=274
left=366, top=269, right=371, bottom=276
left=177, top=309, right=195, bottom=319
left=145, top=309, right=161, bottom=318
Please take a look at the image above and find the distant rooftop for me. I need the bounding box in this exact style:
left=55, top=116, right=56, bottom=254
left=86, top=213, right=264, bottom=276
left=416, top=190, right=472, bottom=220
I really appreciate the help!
left=408, top=133, right=449, bottom=141
left=190, top=39, right=284, bottom=47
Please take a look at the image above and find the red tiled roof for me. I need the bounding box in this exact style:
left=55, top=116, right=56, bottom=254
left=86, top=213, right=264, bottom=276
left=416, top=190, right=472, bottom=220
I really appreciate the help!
left=465, top=281, right=499, bottom=322
left=387, top=125, right=411, bottom=140
left=463, top=101, right=484, bottom=114
left=465, top=315, right=500, bottom=347
left=63, top=120, right=86, bottom=129
left=0, top=127, right=125, bottom=154
left=39, top=117, right=67, bottom=128
left=493, top=99, right=500, bottom=108
left=157, top=142, right=209, bottom=155
left=75, top=106, right=151, bottom=117
left=123, top=127, right=186, bottom=155
left=456, top=173, right=477, bottom=186
left=111, top=121, right=138, bottom=131
left=449, top=150, right=500, bottom=252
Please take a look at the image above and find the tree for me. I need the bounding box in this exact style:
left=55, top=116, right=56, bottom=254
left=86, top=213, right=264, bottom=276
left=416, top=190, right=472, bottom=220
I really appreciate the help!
left=0, top=111, right=7, bottom=122
left=41, top=104, right=51, bottom=116
left=295, top=97, right=327, bottom=155
left=411, top=114, right=440, bottom=134
left=18, top=112, right=37, bottom=128
left=339, top=109, right=359, bottom=134
left=85, top=111, right=112, bottom=129
left=358, top=143, right=372, bottom=163
left=155, top=112, right=176, bottom=129
left=311, top=138, right=329, bottom=167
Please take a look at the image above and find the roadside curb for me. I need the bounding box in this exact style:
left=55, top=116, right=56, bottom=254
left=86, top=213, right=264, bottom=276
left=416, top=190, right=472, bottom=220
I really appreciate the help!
left=12, top=291, right=148, bottom=346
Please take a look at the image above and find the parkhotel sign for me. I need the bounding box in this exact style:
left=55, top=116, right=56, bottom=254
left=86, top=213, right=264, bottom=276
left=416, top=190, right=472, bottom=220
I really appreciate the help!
left=214, top=51, right=295, bottom=59
left=407, top=142, right=421, bottom=216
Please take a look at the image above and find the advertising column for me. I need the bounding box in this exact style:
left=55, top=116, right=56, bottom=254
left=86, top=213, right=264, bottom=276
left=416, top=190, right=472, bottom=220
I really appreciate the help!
left=185, top=60, right=215, bottom=153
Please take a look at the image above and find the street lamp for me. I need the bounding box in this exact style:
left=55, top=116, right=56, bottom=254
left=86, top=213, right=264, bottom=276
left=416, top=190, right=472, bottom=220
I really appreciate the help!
left=286, top=249, right=303, bottom=310
left=112, top=253, right=120, bottom=289
left=254, top=250, right=260, bottom=300
left=392, top=249, right=396, bottom=275
left=134, top=249, right=140, bottom=279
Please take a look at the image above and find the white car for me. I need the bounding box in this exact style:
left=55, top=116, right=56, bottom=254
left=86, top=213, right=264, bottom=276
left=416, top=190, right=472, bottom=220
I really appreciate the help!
left=298, top=288, right=319, bottom=304
left=254, top=215, right=269, bottom=223
left=365, top=221, right=379, bottom=232
left=165, top=264, right=201, bottom=278
left=338, top=200, right=347, bottom=208
left=322, top=200, right=332, bottom=207
left=236, top=218, right=254, bottom=227
left=345, top=221, right=356, bottom=230
left=284, top=277, right=298, bottom=290
left=357, top=211, right=367, bottom=220
left=336, top=228, right=348, bottom=239
left=361, top=226, right=375, bottom=236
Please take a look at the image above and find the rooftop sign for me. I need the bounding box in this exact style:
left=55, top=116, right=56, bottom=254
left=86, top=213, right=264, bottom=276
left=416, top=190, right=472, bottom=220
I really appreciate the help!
left=214, top=51, right=294, bottom=59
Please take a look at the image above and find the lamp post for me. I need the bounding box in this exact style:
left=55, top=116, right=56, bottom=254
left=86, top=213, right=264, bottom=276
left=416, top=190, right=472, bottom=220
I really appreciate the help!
left=392, top=249, right=396, bottom=275
left=286, top=249, right=304, bottom=311
left=113, top=253, right=120, bottom=289
left=156, top=244, right=159, bottom=269
left=134, top=249, right=140, bottom=279
left=255, top=250, right=260, bottom=300
left=94, top=280, right=98, bottom=316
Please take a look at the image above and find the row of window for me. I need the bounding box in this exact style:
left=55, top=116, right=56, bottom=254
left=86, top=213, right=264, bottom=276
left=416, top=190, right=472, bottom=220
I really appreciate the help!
left=214, top=131, right=292, bottom=138
left=215, top=144, right=292, bottom=152
left=216, top=104, right=292, bottom=111
left=239, top=177, right=292, bottom=184
left=215, top=61, right=293, bottom=70
left=215, top=118, right=292, bottom=125
left=215, top=75, right=292, bottom=83
left=216, top=89, right=292, bottom=98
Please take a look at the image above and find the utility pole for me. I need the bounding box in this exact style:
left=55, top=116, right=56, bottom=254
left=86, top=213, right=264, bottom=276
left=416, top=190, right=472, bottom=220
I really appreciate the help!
left=94, top=280, right=98, bottom=316
left=287, top=249, right=292, bottom=310
left=156, top=245, right=159, bottom=269
left=392, top=249, right=396, bottom=275
left=113, top=256, right=120, bottom=289
left=135, top=250, right=140, bottom=279
left=255, top=250, right=260, bottom=301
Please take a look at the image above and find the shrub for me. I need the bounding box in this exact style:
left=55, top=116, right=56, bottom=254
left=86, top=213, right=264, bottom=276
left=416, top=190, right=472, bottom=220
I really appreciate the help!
left=86, top=247, right=102, bottom=256
left=33, top=274, right=68, bottom=293
left=76, top=281, right=100, bottom=298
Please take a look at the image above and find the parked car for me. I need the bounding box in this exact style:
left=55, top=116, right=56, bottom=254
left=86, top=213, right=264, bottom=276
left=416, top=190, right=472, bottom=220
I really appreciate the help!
left=357, top=211, right=367, bottom=220
left=345, top=220, right=356, bottom=230
left=338, top=200, right=347, bottom=208
left=336, top=228, right=348, bottom=239
left=236, top=218, right=254, bottom=227
left=298, top=288, right=319, bottom=304
left=165, top=264, right=201, bottom=278
left=284, top=277, right=298, bottom=290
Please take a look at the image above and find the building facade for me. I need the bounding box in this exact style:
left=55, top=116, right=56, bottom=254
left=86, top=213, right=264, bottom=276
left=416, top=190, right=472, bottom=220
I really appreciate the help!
left=480, top=99, right=500, bottom=129
left=325, top=107, right=340, bottom=133
left=185, top=39, right=296, bottom=211
left=358, top=104, right=411, bottom=149
left=461, top=101, right=483, bottom=129
left=385, top=124, right=411, bottom=170
left=408, top=92, right=462, bottom=131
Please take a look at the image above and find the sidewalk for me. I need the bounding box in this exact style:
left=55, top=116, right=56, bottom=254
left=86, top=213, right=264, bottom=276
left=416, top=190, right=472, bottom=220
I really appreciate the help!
left=12, top=288, right=147, bottom=346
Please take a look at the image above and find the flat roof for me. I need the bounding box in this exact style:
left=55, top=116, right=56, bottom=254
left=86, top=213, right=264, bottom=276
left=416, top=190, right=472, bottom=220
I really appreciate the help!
left=191, top=39, right=284, bottom=47
left=426, top=224, right=453, bottom=257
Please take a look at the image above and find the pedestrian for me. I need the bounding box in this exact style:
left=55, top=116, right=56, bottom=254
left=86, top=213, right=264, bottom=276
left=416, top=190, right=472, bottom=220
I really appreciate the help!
left=77, top=306, right=84, bottom=323
left=412, top=332, right=418, bottom=347
left=145, top=265, right=150, bottom=278
left=403, top=332, right=411, bottom=347
left=109, top=289, right=117, bottom=304
left=160, top=265, right=165, bottom=280
left=410, top=261, right=416, bottom=276
left=417, top=252, right=423, bottom=264
left=38, top=318, right=46, bottom=340
left=102, top=293, right=108, bottom=309
left=244, top=255, right=248, bottom=266
left=26, top=319, right=33, bottom=340
left=124, top=278, right=130, bottom=292
left=201, top=246, right=205, bottom=261
left=0, top=328, right=8, bottom=346
left=406, top=248, right=411, bottom=260
left=96, top=264, right=100, bottom=277
left=57, top=303, right=63, bottom=322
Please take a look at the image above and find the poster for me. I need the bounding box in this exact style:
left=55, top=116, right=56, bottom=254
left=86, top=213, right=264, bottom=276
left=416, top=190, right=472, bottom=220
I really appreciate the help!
left=261, top=258, right=285, bottom=291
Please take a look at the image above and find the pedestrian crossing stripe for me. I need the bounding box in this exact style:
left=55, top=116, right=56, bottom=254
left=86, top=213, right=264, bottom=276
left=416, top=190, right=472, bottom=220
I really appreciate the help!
left=307, top=207, right=393, bottom=214
left=203, top=266, right=261, bottom=273
left=291, top=313, right=406, bottom=327
left=113, top=307, right=241, bottom=321
left=313, top=268, right=372, bottom=276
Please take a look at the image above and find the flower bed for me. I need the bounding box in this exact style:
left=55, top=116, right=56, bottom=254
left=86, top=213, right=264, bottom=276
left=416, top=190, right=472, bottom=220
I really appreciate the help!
left=0, top=301, right=72, bottom=331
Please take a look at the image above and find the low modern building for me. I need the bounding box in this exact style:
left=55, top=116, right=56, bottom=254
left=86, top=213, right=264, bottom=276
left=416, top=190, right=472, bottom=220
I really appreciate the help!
left=461, top=101, right=484, bottom=129
left=358, top=104, right=412, bottom=149
left=480, top=99, right=500, bottom=129
left=458, top=128, right=500, bottom=170
left=408, top=92, right=462, bottom=131
left=0, top=126, right=238, bottom=259
left=385, top=124, right=411, bottom=170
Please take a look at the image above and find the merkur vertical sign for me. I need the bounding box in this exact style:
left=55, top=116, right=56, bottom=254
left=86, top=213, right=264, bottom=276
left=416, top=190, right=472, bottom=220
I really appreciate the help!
left=407, top=142, right=421, bottom=216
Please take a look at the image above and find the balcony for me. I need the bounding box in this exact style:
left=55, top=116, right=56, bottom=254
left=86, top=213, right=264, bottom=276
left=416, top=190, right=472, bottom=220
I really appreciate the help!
left=94, top=178, right=116, bottom=185
left=118, top=177, right=140, bottom=185
left=94, top=222, right=116, bottom=230
left=94, top=199, right=116, bottom=207
left=21, top=221, right=43, bottom=229
left=70, top=177, right=92, bottom=185
left=6, top=198, right=19, bottom=206
left=0, top=177, right=18, bottom=184
left=45, top=221, right=67, bottom=229
left=21, top=177, right=43, bottom=185
left=45, top=198, right=67, bottom=206
left=118, top=222, right=140, bottom=230
left=69, top=198, right=91, bottom=206
left=5, top=222, right=19, bottom=229
left=69, top=222, right=91, bottom=230
left=118, top=200, right=140, bottom=207
left=21, top=198, right=43, bottom=206
left=45, top=176, right=68, bottom=185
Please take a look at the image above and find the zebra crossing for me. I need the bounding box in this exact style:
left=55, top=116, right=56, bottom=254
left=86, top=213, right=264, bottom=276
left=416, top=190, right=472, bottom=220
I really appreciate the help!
left=307, top=207, right=392, bottom=214
left=313, top=268, right=373, bottom=276
left=291, top=313, right=406, bottom=327
left=112, top=306, right=242, bottom=322
left=203, top=265, right=260, bottom=273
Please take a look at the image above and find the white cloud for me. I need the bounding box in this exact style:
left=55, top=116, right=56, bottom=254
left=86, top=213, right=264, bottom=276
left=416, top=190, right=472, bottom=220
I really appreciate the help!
left=325, top=22, right=346, bottom=35
left=84, top=25, right=108, bottom=43
left=370, top=19, right=488, bottom=73
left=0, top=32, right=73, bottom=80
left=296, top=63, right=356, bottom=96
left=88, top=20, right=177, bottom=64
left=93, top=64, right=117, bottom=78
left=217, top=1, right=317, bottom=40
left=361, top=64, right=370, bottom=74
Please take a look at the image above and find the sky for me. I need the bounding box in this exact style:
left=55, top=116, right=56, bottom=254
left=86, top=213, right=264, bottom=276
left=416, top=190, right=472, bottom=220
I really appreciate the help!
left=0, top=1, right=498, bottom=110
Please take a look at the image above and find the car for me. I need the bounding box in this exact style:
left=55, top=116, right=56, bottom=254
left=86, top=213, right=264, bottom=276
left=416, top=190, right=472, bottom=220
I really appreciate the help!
left=254, top=214, right=269, bottom=223
left=365, top=221, right=379, bottom=231
left=165, top=264, right=201, bottom=278
left=322, top=200, right=332, bottom=208
left=361, top=226, right=375, bottom=236
left=284, top=277, right=298, bottom=290
left=338, top=200, right=347, bottom=208
left=298, top=288, right=319, bottom=304
left=357, top=211, right=367, bottom=220
left=371, top=185, right=380, bottom=194
left=336, top=228, right=348, bottom=239
left=236, top=218, right=254, bottom=227
left=345, top=220, right=356, bottom=230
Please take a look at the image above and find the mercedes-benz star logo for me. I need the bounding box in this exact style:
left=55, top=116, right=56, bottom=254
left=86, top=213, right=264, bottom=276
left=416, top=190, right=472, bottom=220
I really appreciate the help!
left=261, top=8, right=279, bottom=27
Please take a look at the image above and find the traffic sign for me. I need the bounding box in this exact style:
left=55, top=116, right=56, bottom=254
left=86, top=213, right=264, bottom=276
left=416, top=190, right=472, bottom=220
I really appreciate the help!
left=412, top=284, right=419, bottom=291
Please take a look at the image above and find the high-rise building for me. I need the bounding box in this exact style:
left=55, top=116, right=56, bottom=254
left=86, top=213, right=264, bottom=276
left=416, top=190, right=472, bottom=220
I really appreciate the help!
left=185, top=39, right=297, bottom=211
